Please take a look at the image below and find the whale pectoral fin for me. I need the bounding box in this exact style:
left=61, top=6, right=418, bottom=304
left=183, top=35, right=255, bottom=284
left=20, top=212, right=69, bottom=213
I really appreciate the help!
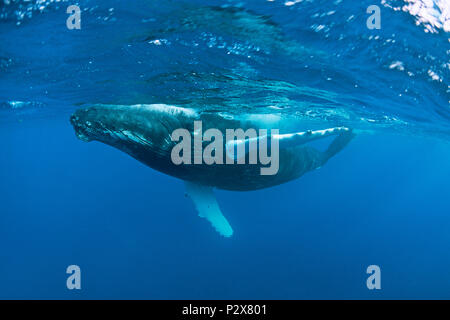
left=323, top=128, right=355, bottom=161
left=275, top=126, right=352, bottom=148
left=279, top=127, right=355, bottom=168
left=224, top=127, right=352, bottom=158
left=185, top=181, right=233, bottom=238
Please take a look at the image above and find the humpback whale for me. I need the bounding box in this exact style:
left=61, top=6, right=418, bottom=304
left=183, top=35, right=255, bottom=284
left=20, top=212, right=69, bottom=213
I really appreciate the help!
left=70, top=104, right=354, bottom=237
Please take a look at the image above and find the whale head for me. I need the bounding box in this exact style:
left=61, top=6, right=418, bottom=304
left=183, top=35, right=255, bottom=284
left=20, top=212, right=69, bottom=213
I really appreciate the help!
left=70, top=104, right=150, bottom=144
left=71, top=104, right=195, bottom=143
left=70, top=104, right=198, bottom=174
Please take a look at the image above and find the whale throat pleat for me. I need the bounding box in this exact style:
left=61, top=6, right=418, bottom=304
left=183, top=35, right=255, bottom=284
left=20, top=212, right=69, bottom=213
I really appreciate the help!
left=185, top=181, right=233, bottom=237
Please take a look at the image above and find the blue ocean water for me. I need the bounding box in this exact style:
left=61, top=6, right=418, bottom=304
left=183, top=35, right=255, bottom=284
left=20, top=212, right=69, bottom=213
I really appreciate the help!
left=0, top=0, right=449, bottom=299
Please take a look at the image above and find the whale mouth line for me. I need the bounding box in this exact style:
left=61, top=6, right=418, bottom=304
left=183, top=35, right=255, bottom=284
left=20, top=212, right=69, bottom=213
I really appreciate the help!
left=75, top=131, right=92, bottom=142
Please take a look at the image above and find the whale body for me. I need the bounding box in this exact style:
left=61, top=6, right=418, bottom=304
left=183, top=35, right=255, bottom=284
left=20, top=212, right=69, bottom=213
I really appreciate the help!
left=70, top=104, right=354, bottom=237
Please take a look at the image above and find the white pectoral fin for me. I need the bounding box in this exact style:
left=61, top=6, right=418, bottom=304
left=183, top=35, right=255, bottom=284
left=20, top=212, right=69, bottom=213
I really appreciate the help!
left=185, top=181, right=233, bottom=238
left=274, top=126, right=351, bottom=148
left=224, top=127, right=351, bottom=157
